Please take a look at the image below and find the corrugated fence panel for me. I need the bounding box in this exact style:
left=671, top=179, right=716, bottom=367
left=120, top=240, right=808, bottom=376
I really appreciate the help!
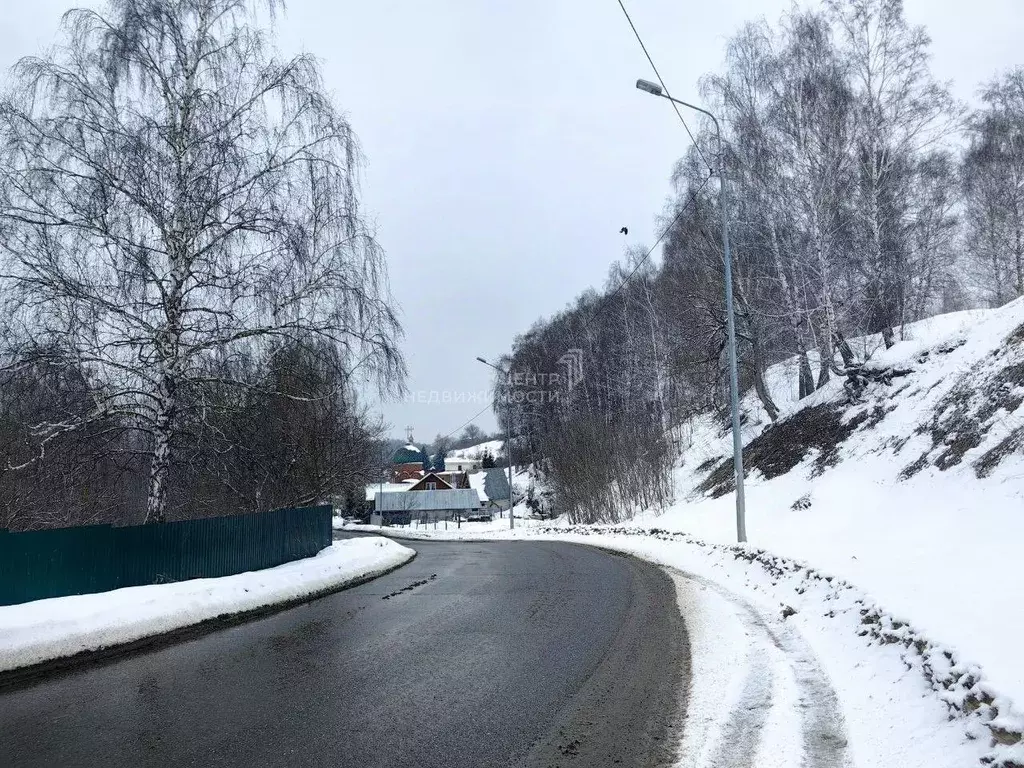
left=0, top=505, right=332, bottom=606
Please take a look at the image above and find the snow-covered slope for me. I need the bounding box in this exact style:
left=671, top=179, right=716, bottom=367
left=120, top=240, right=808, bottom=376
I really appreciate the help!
left=643, top=298, right=1024, bottom=709
left=446, top=439, right=503, bottom=460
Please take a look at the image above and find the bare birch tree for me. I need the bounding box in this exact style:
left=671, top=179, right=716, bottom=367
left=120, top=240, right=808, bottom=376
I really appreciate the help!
left=826, top=0, right=960, bottom=346
left=0, top=0, right=404, bottom=523
left=703, top=20, right=807, bottom=406
left=770, top=10, right=857, bottom=386
left=963, top=69, right=1024, bottom=305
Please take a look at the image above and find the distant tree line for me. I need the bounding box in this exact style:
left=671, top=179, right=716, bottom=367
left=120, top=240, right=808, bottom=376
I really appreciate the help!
left=498, top=0, right=1023, bottom=523
left=0, top=0, right=404, bottom=529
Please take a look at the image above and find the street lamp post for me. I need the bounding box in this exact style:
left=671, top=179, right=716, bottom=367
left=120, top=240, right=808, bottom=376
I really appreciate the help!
left=379, top=442, right=385, bottom=527
left=635, top=78, right=747, bottom=543
left=476, top=357, right=515, bottom=530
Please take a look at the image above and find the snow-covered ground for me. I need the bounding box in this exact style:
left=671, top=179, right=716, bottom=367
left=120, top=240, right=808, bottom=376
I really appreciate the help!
left=0, top=536, right=414, bottom=674
left=446, top=439, right=503, bottom=460
left=600, top=529, right=1019, bottom=768
left=637, top=441, right=1024, bottom=708
left=649, top=301, right=1024, bottom=766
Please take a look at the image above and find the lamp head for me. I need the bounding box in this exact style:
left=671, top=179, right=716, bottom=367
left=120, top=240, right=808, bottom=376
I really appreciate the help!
left=636, top=78, right=663, bottom=96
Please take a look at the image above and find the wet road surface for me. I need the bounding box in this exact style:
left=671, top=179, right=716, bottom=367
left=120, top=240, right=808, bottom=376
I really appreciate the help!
left=0, top=537, right=686, bottom=767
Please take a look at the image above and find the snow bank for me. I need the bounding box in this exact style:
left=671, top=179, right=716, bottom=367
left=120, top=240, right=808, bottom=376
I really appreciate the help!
left=579, top=528, right=1018, bottom=768
left=0, top=536, right=414, bottom=674
left=641, top=449, right=1024, bottom=709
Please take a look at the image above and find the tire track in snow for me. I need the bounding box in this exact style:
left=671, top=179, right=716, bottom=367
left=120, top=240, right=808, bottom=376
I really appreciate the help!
left=704, top=643, right=775, bottom=768
left=729, top=596, right=849, bottom=768
left=774, top=628, right=850, bottom=768
left=672, top=570, right=850, bottom=768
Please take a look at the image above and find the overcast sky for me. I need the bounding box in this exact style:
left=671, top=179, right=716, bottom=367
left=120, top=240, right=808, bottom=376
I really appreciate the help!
left=2, top=0, right=1022, bottom=442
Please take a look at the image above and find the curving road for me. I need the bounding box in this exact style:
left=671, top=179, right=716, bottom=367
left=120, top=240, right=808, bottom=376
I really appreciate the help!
left=0, top=537, right=687, bottom=768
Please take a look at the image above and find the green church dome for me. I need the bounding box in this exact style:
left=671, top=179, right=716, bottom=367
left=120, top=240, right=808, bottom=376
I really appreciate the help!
left=392, top=444, right=424, bottom=465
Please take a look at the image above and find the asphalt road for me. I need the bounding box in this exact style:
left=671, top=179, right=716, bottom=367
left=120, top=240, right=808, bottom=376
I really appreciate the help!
left=0, top=536, right=687, bottom=768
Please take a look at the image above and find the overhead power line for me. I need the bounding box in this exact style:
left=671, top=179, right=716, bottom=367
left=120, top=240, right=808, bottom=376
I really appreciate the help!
left=439, top=401, right=495, bottom=443
left=614, top=0, right=716, bottom=176
left=434, top=0, right=725, bottom=441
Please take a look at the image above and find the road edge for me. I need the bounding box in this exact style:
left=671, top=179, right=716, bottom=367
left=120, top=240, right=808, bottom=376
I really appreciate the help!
left=520, top=543, right=690, bottom=768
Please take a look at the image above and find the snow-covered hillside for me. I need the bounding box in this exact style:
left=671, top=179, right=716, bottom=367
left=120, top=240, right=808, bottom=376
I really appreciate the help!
left=446, top=439, right=503, bottom=460
left=642, top=299, right=1024, bottom=710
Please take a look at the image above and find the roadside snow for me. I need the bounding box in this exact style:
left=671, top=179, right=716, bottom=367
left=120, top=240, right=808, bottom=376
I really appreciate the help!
left=671, top=572, right=794, bottom=767
left=637, top=453, right=1024, bottom=711
left=584, top=531, right=992, bottom=768
left=0, top=537, right=414, bottom=674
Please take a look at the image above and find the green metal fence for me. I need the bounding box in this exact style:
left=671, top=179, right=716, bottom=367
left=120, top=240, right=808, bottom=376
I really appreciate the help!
left=0, top=505, right=332, bottom=606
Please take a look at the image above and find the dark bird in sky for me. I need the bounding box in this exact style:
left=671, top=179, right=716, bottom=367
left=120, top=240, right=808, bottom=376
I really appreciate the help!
left=619, top=226, right=628, bottom=235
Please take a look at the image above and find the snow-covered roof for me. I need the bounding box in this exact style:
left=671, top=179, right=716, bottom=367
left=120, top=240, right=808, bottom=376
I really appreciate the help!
left=364, top=483, right=414, bottom=501
left=444, top=456, right=483, bottom=467
left=468, top=470, right=489, bottom=502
